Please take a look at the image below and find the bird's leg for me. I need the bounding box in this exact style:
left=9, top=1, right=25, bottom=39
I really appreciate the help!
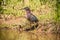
left=33, top=22, right=39, bottom=30
left=30, top=22, right=31, bottom=28
left=30, top=22, right=33, bottom=30
left=31, top=22, right=36, bottom=28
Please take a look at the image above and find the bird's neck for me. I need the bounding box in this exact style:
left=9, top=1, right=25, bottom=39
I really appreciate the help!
left=26, top=11, right=32, bottom=15
left=26, top=10, right=31, bottom=14
left=26, top=11, right=32, bottom=18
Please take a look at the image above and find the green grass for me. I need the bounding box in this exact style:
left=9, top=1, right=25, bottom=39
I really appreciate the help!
left=0, top=0, right=59, bottom=40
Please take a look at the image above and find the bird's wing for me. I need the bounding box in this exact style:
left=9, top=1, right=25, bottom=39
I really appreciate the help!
left=30, top=14, right=38, bottom=22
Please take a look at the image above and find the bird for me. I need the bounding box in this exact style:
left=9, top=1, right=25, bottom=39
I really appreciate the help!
left=20, top=7, right=39, bottom=31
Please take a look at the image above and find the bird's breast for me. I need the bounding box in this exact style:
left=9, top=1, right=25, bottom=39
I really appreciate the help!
left=26, top=13, right=31, bottom=18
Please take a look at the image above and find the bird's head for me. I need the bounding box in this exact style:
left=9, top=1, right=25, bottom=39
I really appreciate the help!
left=20, top=7, right=31, bottom=13
left=23, top=7, right=30, bottom=11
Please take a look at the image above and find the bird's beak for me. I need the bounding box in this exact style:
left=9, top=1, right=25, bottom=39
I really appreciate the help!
left=20, top=8, right=25, bottom=10
left=20, top=9, right=23, bottom=10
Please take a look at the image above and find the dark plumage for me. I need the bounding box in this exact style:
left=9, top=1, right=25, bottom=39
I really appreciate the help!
left=21, top=7, right=39, bottom=31
left=27, top=13, right=38, bottom=22
left=23, top=7, right=38, bottom=22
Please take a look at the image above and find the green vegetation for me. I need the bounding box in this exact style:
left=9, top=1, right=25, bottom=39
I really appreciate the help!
left=0, top=0, right=3, bottom=14
left=56, top=0, right=60, bottom=21
left=0, top=0, right=57, bottom=21
left=0, top=0, right=60, bottom=40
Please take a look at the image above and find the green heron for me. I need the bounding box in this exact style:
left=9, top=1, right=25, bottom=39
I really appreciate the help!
left=20, top=7, right=39, bottom=31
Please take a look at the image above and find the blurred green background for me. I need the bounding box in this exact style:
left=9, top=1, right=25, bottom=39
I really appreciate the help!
left=0, top=0, right=60, bottom=40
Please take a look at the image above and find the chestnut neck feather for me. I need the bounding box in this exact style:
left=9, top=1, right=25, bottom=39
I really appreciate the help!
left=26, top=10, right=32, bottom=18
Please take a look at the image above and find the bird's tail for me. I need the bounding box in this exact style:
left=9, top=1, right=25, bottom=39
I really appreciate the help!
left=24, top=22, right=39, bottom=31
